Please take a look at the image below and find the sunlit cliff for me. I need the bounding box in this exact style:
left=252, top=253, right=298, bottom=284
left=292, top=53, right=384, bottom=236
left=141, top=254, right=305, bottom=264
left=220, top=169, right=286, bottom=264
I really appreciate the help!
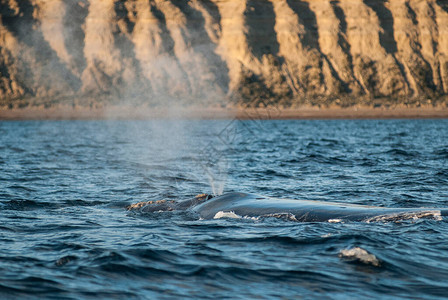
left=1, top=0, right=448, bottom=108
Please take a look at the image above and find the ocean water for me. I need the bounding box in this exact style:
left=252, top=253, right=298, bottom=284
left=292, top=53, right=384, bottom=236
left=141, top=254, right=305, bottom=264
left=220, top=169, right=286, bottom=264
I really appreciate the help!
left=1, top=119, right=448, bottom=299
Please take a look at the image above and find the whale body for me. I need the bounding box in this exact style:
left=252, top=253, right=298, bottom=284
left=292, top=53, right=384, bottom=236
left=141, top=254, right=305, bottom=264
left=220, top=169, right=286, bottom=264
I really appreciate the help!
left=128, top=192, right=448, bottom=222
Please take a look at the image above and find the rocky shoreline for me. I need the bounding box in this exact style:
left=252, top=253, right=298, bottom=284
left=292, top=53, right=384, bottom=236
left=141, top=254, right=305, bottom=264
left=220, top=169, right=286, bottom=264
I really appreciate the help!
left=1, top=104, right=447, bottom=120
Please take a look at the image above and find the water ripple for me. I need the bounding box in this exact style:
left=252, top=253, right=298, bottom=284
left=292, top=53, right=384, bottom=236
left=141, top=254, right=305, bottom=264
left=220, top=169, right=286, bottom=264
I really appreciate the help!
left=0, top=119, right=448, bottom=298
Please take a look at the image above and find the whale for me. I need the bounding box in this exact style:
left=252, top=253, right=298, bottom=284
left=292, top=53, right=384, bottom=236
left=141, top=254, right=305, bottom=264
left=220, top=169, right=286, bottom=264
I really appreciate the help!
left=127, top=192, right=448, bottom=222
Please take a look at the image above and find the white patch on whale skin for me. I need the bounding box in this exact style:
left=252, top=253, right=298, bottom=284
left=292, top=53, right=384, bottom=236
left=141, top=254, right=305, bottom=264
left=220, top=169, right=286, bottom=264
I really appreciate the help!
left=339, top=247, right=380, bottom=267
left=213, top=211, right=242, bottom=219
left=328, top=219, right=343, bottom=223
left=364, top=210, right=442, bottom=223
left=243, top=216, right=260, bottom=221
left=261, top=213, right=298, bottom=221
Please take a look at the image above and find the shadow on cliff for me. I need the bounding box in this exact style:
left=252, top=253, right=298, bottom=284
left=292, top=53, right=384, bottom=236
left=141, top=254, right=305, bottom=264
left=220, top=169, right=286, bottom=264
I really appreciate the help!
left=150, top=2, right=192, bottom=98
left=170, top=0, right=230, bottom=98
left=245, top=0, right=279, bottom=59
left=287, top=0, right=348, bottom=94
left=63, top=0, right=88, bottom=77
left=113, top=0, right=153, bottom=102
left=1, top=0, right=81, bottom=93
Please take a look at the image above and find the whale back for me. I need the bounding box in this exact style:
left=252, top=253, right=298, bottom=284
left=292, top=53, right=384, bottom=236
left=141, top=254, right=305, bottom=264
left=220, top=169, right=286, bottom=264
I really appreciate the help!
left=127, top=192, right=448, bottom=222
left=193, top=192, right=447, bottom=222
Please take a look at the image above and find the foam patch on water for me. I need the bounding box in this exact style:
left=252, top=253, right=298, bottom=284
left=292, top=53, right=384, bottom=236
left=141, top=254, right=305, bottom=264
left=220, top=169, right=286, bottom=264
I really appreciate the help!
left=213, top=211, right=242, bottom=219
left=339, top=247, right=380, bottom=267
left=364, top=210, right=442, bottom=223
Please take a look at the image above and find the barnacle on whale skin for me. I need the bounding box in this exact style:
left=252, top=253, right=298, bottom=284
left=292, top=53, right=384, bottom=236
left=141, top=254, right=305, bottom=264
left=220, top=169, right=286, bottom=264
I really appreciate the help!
left=195, top=194, right=213, bottom=201
left=127, top=199, right=171, bottom=210
left=127, top=193, right=213, bottom=212
left=126, top=201, right=153, bottom=211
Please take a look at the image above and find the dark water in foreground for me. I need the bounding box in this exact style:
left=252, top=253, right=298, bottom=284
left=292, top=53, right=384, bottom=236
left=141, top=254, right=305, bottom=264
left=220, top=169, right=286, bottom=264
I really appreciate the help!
left=1, top=119, right=448, bottom=299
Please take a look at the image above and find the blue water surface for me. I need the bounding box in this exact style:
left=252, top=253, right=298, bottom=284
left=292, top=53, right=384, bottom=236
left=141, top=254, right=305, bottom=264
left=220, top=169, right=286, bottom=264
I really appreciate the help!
left=0, top=119, right=448, bottom=299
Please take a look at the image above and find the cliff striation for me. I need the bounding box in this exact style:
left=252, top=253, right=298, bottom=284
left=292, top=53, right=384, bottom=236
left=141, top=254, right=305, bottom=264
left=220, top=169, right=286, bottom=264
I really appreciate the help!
left=1, top=0, right=448, bottom=108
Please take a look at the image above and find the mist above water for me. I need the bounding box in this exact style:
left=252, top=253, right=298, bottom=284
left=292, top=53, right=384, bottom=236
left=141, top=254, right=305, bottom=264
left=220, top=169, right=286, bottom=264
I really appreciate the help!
left=105, top=117, right=235, bottom=199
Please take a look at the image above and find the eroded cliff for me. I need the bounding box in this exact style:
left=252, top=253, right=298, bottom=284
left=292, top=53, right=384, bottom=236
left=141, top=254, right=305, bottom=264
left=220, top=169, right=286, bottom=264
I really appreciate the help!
left=1, top=0, right=448, bottom=108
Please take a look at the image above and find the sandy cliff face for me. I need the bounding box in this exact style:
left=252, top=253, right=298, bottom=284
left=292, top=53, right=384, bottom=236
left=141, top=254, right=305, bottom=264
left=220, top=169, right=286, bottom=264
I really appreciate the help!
left=1, top=0, right=448, bottom=107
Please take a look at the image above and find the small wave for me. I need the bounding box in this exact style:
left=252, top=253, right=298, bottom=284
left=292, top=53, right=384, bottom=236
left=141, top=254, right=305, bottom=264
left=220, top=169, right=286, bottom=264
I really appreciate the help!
left=125, top=248, right=180, bottom=262
left=8, top=146, right=26, bottom=153
left=433, top=148, right=448, bottom=158
left=385, top=149, right=419, bottom=157
left=304, top=154, right=352, bottom=166
left=0, top=276, right=66, bottom=294
left=435, top=170, right=448, bottom=180
left=55, top=255, right=79, bottom=266
left=264, top=169, right=289, bottom=178
left=62, top=199, right=108, bottom=207
left=1, top=199, right=107, bottom=210
left=0, top=199, right=59, bottom=210
left=7, top=184, right=37, bottom=192
left=339, top=247, right=380, bottom=267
